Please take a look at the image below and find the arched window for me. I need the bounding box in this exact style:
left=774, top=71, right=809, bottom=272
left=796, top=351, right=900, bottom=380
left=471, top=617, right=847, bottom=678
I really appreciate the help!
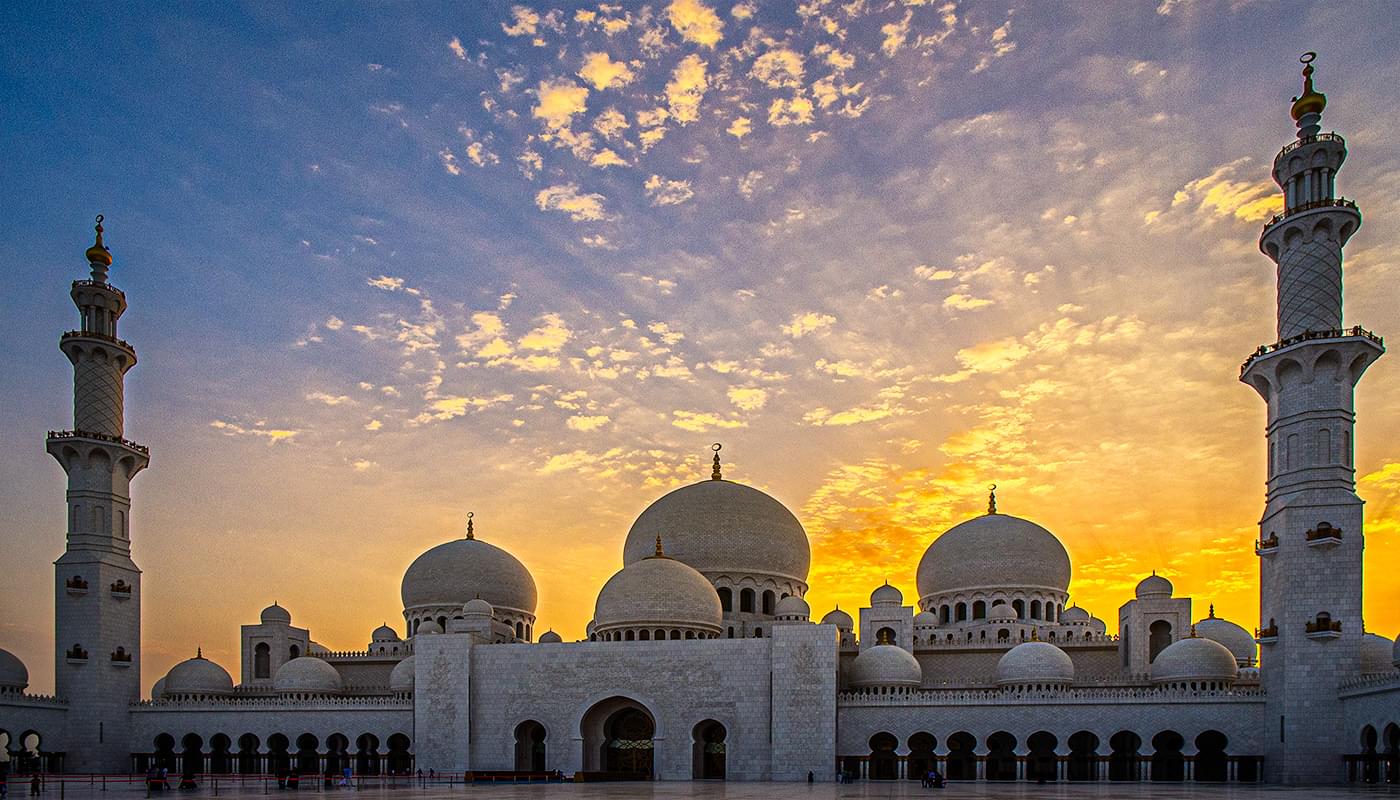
left=955, top=602, right=967, bottom=622
left=1030, top=600, right=1042, bottom=619
left=972, top=600, right=986, bottom=619
left=739, top=589, right=755, bottom=613
left=288, top=644, right=300, bottom=660
left=516, top=621, right=524, bottom=640
left=752, top=628, right=761, bottom=638
left=1149, top=620, right=1172, bottom=663
left=717, top=587, right=732, bottom=612
left=639, top=630, right=650, bottom=641
left=726, top=627, right=734, bottom=638
left=624, top=630, right=635, bottom=641
left=876, top=627, right=896, bottom=645
left=254, top=643, right=270, bottom=679
left=1012, top=599, right=1025, bottom=618
left=762, top=590, right=776, bottom=615
left=940, top=605, right=950, bottom=624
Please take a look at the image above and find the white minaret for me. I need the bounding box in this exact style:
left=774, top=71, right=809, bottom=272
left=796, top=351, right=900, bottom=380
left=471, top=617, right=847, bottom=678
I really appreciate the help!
left=46, top=217, right=149, bottom=773
left=1241, top=55, right=1384, bottom=783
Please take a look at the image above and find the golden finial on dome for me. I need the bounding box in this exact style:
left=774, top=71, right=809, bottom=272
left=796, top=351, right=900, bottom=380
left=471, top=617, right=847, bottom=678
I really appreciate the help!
left=654, top=534, right=665, bottom=558
left=196, top=647, right=203, bottom=659
left=1290, top=52, right=1327, bottom=122
left=987, top=483, right=998, bottom=515
left=710, top=442, right=723, bottom=480
left=465, top=511, right=475, bottom=540
left=86, top=214, right=113, bottom=269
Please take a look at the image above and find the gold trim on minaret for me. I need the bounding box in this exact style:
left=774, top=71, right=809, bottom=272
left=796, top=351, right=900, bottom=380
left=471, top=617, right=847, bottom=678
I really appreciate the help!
left=1290, top=52, right=1326, bottom=121
left=86, top=214, right=113, bottom=267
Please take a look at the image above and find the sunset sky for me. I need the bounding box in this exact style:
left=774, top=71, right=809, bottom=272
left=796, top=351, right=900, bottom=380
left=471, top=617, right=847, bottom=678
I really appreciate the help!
left=2, top=1, right=1398, bottom=696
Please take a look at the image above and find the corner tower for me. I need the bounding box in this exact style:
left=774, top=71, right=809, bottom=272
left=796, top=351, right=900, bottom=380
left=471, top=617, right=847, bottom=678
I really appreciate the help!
left=46, top=217, right=150, bottom=772
left=1241, top=55, right=1384, bottom=783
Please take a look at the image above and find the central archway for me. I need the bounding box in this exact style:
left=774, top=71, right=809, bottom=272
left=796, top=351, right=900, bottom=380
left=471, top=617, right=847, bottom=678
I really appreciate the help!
left=868, top=732, right=898, bottom=780
left=692, top=720, right=726, bottom=779
left=580, top=697, right=655, bottom=778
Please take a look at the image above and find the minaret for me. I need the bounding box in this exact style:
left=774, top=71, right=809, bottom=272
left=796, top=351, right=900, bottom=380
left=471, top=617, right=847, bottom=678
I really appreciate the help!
left=1242, top=55, right=1384, bottom=784
left=46, top=217, right=149, bottom=773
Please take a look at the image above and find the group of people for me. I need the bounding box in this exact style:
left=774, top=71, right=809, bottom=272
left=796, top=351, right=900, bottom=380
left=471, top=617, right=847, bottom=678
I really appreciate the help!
left=143, top=766, right=199, bottom=791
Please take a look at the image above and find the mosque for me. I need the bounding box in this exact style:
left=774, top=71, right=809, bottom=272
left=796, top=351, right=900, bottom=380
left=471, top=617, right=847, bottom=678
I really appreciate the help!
left=2, top=58, right=1398, bottom=785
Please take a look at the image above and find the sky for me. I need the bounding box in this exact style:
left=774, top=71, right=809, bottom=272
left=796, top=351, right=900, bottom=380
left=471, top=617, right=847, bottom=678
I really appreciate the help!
left=1, top=0, right=1399, bottom=696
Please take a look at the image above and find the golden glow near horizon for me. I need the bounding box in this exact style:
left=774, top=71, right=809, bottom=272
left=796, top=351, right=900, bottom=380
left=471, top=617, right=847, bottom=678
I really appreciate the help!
left=2, top=3, right=1398, bottom=695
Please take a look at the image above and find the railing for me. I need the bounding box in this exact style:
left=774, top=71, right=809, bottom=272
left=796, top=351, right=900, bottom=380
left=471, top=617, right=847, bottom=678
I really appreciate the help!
left=1256, top=625, right=1278, bottom=639
left=47, top=429, right=150, bottom=455
left=111, top=581, right=133, bottom=593
left=62, top=330, right=136, bottom=352
left=1240, top=326, right=1384, bottom=375
left=111, top=651, right=133, bottom=663
left=1305, top=619, right=1342, bottom=634
left=1306, top=525, right=1342, bottom=542
left=838, top=684, right=1265, bottom=706
left=66, top=647, right=89, bottom=660
left=134, top=694, right=411, bottom=709
left=1262, top=197, right=1359, bottom=231
left=72, top=279, right=124, bottom=297
left=66, top=577, right=90, bottom=590
left=1277, top=131, right=1344, bottom=160
left=1255, top=534, right=1279, bottom=553
left=913, top=632, right=1119, bottom=651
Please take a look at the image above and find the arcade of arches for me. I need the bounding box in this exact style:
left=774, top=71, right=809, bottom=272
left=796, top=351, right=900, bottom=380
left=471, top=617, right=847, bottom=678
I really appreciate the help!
left=843, top=730, right=1264, bottom=782
left=129, top=731, right=412, bottom=776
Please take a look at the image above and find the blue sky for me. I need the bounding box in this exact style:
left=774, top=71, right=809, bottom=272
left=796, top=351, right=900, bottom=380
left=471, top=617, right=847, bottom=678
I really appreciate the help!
left=2, top=1, right=1399, bottom=693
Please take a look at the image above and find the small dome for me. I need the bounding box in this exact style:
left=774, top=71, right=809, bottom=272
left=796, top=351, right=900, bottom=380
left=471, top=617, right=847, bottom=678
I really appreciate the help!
left=538, top=630, right=563, bottom=643
left=1360, top=633, right=1395, bottom=674
left=1086, top=615, right=1107, bottom=635
left=0, top=648, right=28, bottom=690
left=1061, top=606, right=1090, bottom=623
left=261, top=603, right=292, bottom=625
left=401, top=535, right=537, bottom=616
left=917, top=512, right=1071, bottom=600
left=1135, top=573, right=1173, bottom=599
left=371, top=624, right=400, bottom=642
left=987, top=602, right=1017, bottom=622
left=913, top=610, right=939, bottom=628
left=775, top=595, right=810, bottom=619
left=623, top=478, right=811, bottom=586
left=164, top=653, right=235, bottom=697
left=273, top=657, right=343, bottom=694
left=1150, top=637, right=1238, bottom=684
left=416, top=619, right=443, bottom=636
left=594, top=549, right=722, bottom=635
left=151, top=677, right=167, bottom=699
left=389, top=657, right=414, bottom=692
left=871, top=582, right=903, bottom=606
left=821, top=608, right=854, bottom=629
left=585, top=619, right=596, bottom=636
left=1195, top=612, right=1256, bottom=665
left=848, top=645, right=922, bottom=688
left=463, top=598, right=494, bottom=617
left=996, top=641, right=1074, bottom=686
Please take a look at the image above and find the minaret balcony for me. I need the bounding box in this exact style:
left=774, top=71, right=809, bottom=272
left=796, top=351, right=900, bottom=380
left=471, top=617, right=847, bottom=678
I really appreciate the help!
left=1275, top=131, right=1345, bottom=161
left=1261, top=197, right=1358, bottom=234
left=1255, top=535, right=1279, bottom=556
left=110, top=580, right=133, bottom=599
left=47, top=429, right=150, bottom=456
left=65, top=646, right=89, bottom=664
left=65, top=576, right=90, bottom=595
left=1305, top=619, right=1342, bottom=640
left=61, top=329, right=135, bottom=353
left=1305, top=524, right=1343, bottom=549
left=1239, top=326, right=1384, bottom=380
left=1255, top=625, right=1278, bottom=644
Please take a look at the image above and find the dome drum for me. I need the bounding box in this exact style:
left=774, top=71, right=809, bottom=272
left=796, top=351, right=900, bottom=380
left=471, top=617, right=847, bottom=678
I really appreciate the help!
left=921, top=591, right=1069, bottom=629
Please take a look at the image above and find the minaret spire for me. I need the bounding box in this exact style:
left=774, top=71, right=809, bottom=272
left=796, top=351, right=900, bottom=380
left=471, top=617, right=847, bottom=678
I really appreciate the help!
left=1243, top=56, right=1384, bottom=784
left=47, top=217, right=149, bottom=772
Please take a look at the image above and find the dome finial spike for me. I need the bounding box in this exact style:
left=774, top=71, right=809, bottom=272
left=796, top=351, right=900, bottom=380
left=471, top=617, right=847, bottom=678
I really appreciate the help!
left=465, top=511, right=474, bottom=540
left=711, top=442, right=723, bottom=480
left=86, top=213, right=113, bottom=281
left=987, top=483, right=998, bottom=515
left=655, top=534, right=664, bottom=557
left=1209, top=603, right=1215, bottom=618
left=196, top=647, right=203, bottom=659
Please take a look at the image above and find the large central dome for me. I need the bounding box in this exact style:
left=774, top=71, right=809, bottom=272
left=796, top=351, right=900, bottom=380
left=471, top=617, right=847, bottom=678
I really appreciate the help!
left=916, top=512, right=1071, bottom=600
left=623, top=478, right=810, bottom=587
left=401, top=536, right=537, bottom=615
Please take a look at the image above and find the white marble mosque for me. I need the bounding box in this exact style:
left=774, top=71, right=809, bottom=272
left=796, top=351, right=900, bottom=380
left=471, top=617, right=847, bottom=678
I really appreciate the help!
left=2, top=57, right=1398, bottom=785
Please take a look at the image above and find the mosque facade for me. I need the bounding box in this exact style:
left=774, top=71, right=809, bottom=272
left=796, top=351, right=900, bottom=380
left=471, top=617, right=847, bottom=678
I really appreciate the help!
left=2, top=59, right=1399, bottom=785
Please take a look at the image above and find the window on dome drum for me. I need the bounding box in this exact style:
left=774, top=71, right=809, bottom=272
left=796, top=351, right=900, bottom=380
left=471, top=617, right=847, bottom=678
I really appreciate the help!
left=1149, top=620, right=1173, bottom=663
left=762, top=590, right=775, bottom=615
left=670, top=630, right=681, bottom=640
left=955, top=603, right=967, bottom=622
left=1012, top=599, right=1025, bottom=618
left=940, top=605, right=950, bottom=624
left=740, top=588, right=755, bottom=613
left=1031, top=600, right=1042, bottom=619
left=639, top=630, right=650, bottom=640
left=973, top=600, right=986, bottom=619
left=288, top=644, right=300, bottom=660
left=515, top=621, right=524, bottom=640
left=998, top=628, right=1010, bottom=641
left=655, top=629, right=665, bottom=640
left=717, top=587, right=732, bottom=612
left=253, top=643, right=270, bottom=678
left=436, top=616, right=447, bottom=631
left=726, top=627, right=734, bottom=638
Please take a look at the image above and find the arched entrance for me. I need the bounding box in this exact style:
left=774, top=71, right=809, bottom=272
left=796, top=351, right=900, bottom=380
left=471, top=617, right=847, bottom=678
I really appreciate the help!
left=354, top=734, right=380, bottom=775
left=907, top=732, right=936, bottom=781
left=1194, top=730, right=1228, bottom=782
left=237, top=734, right=260, bottom=774
left=295, top=733, right=319, bottom=774
left=1151, top=731, right=1184, bottom=781
left=945, top=732, right=977, bottom=780
left=986, top=731, right=1017, bottom=781
left=181, top=733, right=205, bottom=775
left=868, top=732, right=898, bottom=780
left=1361, top=726, right=1380, bottom=783
left=1385, top=724, right=1399, bottom=784
left=325, top=734, right=350, bottom=776
left=1067, top=731, right=1098, bottom=781
left=209, top=734, right=232, bottom=774
left=580, top=697, right=655, bottom=777
left=266, top=734, right=290, bottom=774
left=386, top=733, right=412, bottom=774
left=1109, top=731, right=1140, bottom=781
left=153, top=734, right=177, bottom=771
left=1027, top=731, right=1057, bottom=782
left=692, top=720, right=726, bottom=779
left=1148, top=620, right=1172, bottom=663
left=514, top=721, right=547, bottom=772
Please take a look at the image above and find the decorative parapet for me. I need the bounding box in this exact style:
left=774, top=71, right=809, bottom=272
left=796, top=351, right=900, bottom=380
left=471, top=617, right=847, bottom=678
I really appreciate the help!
left=47, top=429, right=150, bottom=455
left=1339, top=672, right=1400, bottom=697
left=61, top=330, right=136, bottom=352
left=1305, top=618, right=1343, bottom=639
left=1276, top=131, right=1345, bottom=160
left=1240, top=326, right=1383, bottom=376
left=837, top=684, right=1266, bottom=707
left=912, top=632, right=1118, bottom=652
left=1305, top=524, right=1343, bottom=548
left=1262, top=197, right=1359, bottom=232
left=65, top=576, right=89, bottom=594
left=0, top=693, right=68, bottom=707
left=132, top=693, right=412, bottom=710
left=71, top=279, right=125, bottom=298
left=1255, top=533, right=1279, bottom=555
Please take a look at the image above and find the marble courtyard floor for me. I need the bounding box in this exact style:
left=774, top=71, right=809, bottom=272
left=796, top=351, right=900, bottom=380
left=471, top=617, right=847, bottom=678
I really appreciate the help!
left=9, top=783, right=1400, bottom=800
